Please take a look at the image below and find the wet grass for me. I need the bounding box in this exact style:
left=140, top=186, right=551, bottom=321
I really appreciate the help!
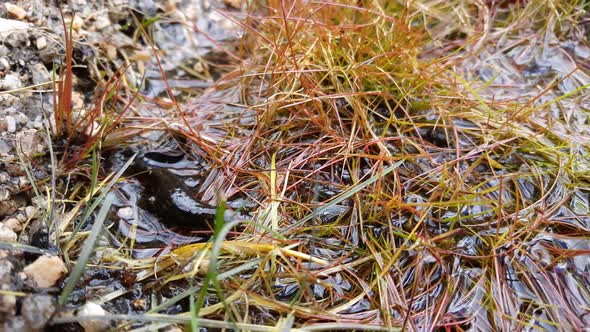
left=38, top=0, right=590, bottom=330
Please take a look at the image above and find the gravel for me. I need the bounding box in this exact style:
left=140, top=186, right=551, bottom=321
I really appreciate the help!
left=21, top=295, right=57, bottom=329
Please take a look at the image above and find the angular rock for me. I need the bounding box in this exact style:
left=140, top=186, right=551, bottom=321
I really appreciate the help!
left=5, top=115, right=17, bottom=132
left=0, top=199, right=18, bottom=218
left=0, top=139, right=10, bottom=155
left=0, top=18, right=29, bottom=34
left=0, top=224, right=17, bottom=242
left=0, top=74, right=22, bottom=91
left=2, top=217, right=22, bottom=232
left=21, top=294, right=56, bottom=329
left=31, top=62, right=50, bottom=85
left=35, top=36, right=47, bottom=49
left=15, top=129, right=44, bottom=157
left=24, top=206, right=37, bottom=219
left=0, top=188, right=9, bottom=201
left=0, top=293, right=16, bottom=318
left=23, top=255, right=67, bottom=287
left=1, top=317, right=27, bottom=332
left=93, top=15, right=110, bottom=31
left=5, top=4, right=27, bottom=20
left=0, top=259, right=14, bottom=284
left=78, top=302, right=110, bottom=332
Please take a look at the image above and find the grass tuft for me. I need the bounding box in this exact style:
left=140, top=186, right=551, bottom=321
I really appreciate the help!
left=42, top=0, right=590, bottom=330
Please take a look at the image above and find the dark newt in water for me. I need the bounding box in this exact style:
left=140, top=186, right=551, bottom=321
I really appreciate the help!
left=129, top=151, right=217, bottom=231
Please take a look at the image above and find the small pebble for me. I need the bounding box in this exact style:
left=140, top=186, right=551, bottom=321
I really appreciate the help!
left=1, top=317, right=27, bottom=332
left=31, top=63, right=50, bottom=85
left=105, top=45, right=117, bottom=60
left=24, top=206, right=37, bottom=219
left=85, top=121, right=101, bottom=137
left=0, top=294, right=16, bottom=316
left=0, top=224, right=17, bottom=242
left=93, top=15, right=110, bottom=31
left=35, top=36, right=47, bottom=49
left=0, top=188, right=9, bottom=201
left=21, top=294, right=56, bottom=329
left=223, top=0, right=242, bottom=9
left=31, top=196, right=47, bottom=209
left=23, top=255, right=67, bottom=288
left=117, top=207, right=134, bottom=220
left=70, top=16, right=84, bottom=31
left=5, top=4, right=27, bottom=20
left=161, top=326, right=183, bottom=332
left=0, top=139, right=10, bottom=155
left=0, top=74, right=22, bottom=91
left=78, top=302, right=110, bottom=332
left=0, top=259, right=14, bottom=283
left=5, top=115, right=16, bottom=132
left=3, top=217, right=21, bottom=232
left=16, top=129, right=44, bottom=157
left=17, top=176, right=28, bottom=188
left=0, top=58, right=8, bottom=71
left=15, top=112, right=28, bottom=124
left=16, top=213, right=26, bottom=223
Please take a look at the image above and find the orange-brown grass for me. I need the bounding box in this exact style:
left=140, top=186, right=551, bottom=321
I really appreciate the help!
left=50, top=1, right=590, bottom=331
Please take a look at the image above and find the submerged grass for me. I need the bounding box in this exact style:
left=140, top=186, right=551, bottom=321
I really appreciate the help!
left=41, top=0, right=590, bottom=331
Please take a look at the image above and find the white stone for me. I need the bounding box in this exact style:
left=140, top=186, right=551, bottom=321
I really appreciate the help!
left=5, top=4, right=26, bottom=20
left=0, top=139, right=10, bottom=155
left=3, top=217, right=21, bottom=232
left=0, top=188, right=9, bottom=201
left=117, top=207, right=134, bottom=220
left=0, top=74, right=21, bottom=91
left=24, top=206, right=37, bottom=219
left=93, top=15, right=110, bottom=31
left=15, top=112, right=28, bottom=124
left=78, top=302, right=110, bottom=332
left=67, top=16, right=84, bottom=31
left=0, top=224, right=17, bottom=242
left=5, top=115, right=16, bottom=132
left=31, top=196, right=47, bottom=209
left=23, top=255, right=67, bottom=288
left=0, top=18, right=29, bottom=34
left=84, top=121, right=101, bottom=137
left=35, top=36, right=47, bottom=49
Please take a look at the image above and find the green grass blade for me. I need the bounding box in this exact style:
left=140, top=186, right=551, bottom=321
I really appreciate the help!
left=59, top=194, right=114, bottom=305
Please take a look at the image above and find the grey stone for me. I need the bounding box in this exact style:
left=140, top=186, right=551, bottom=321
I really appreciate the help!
left=0, top=188, right=9, bottom=201
left=0, top=58, right=8, bottom=71
left=0, top=74, right=22, bottom=91
left=31, top=63, right=51, bottom=85
left=21, top=294, right=56, bottom=329
left=1, top=317, right=29, bottom=332
left=15, top=129, right=44, bottom=157
left=0, top=259, right=14, bottom=284
left=0, top=139, right=10, bottom=155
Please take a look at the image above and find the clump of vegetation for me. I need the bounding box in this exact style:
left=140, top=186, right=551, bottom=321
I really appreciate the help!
left=50, top=11, right=138, bottom=170
left=44, top=0, right=589, bottom=331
